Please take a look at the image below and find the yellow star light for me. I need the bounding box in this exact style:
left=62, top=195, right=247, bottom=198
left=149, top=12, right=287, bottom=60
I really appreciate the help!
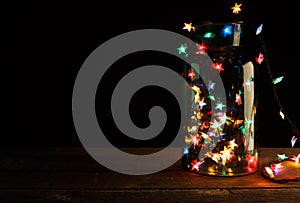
left=183, top=22, right=195, bottom=32
left=231, top=3, right=242, bottom=14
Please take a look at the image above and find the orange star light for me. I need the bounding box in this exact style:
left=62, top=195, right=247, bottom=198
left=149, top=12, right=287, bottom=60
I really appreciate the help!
left=231, top=3, right=242, bottom=14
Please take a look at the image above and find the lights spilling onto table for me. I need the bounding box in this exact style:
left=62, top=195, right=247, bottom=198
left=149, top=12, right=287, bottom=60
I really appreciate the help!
left=263, top=154, right=300, bottom=182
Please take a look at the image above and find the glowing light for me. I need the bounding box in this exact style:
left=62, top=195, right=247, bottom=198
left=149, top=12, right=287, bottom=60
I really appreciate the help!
left=291, top=154, right=300, bottom=163
left=244, top=79, right=252, bottom=90
left=188, top=125, right=198, bottom=133
left=273, top=76, right=284, bottom=84
left=211, top=153, right=221, bottom=163
left=226, top=117, right=243, bottom=127
left=177, top=44, right=187, bottom=55
left=210, top=119, right=223, bottom=131
left=192, top=85, right=201, bottom=95
left=265, top=167, right=274, bottom=178
left=256, top=24, right=263, bottom=35
left=208, top=95, right=215, bottom=101
left=185, top=135, right=193, bottom=144
left=215, top=102, right=226, bottom=110
left=197, top=112, right=203, bottom=120
left=273, top=163, right=283, bottom=174
left=255, top=52, right=264, bottom=64
left=222, top=25, right=232, bottom=36
left=196, top=42, right=206, bottom=55
left=279, top=110, right=285, bottom=120
left=246, top=154, right=258, bottom=172
left=207, top=80, right=216, bottom=90
left=198, top=98, right=207, bottom=109
left=277, top=154, right=289, bottom=160
left=244, top=117, right=253, bottom=127
left=213, top=63, right=224, bottom=73
left=188, top=69, right=195, bottom=79
left=183, top=22, right=195, bottom=32
left=203, top=32, right=215, bottom=38
left=291, top=136, right=298, bottom=147
left=235, top=93, right=242, bottom=105
left=208, top=167, right=216, bottom=175
left=201, top=132, right=212, bottom=142
left=183, top=147, right=189, bottom=155
left=191, top=160, right=201, bottom=171
left=192, top=85, right=201, bottom=103
left=192, top=135, right=199, bottom=145
left=220, top=146, right=233, bottom=162
left=229, top=139, right=238, bottom=149
left=231, top=3, right=242, bottom=14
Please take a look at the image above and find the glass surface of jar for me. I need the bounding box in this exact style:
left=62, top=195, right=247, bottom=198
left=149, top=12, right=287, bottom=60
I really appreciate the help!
left=182, top=21, right=262, bottom=176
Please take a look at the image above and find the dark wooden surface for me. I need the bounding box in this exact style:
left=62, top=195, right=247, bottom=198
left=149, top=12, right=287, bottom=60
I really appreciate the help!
left=0, top=147, right=299, bottom=202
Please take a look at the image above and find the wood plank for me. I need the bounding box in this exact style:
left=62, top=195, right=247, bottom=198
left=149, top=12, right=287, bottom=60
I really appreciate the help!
left=0, top=147, right=299, bottom=202
left=0, top=148, right=299, bottom=190
left=0, top=169, right=299, bottom=190
left=0, top=148, right=299, bottom=171
left=0, top=188, right=299, bottom=203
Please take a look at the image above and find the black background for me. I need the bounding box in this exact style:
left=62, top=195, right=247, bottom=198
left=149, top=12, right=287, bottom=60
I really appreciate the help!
left=13, top=1, right=300, bottom=148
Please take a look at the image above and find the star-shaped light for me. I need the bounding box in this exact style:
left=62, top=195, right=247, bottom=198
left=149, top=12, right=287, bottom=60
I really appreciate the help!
left=235, top=93, right=242, bottom=105
left=291, top=136, right=298, bottom=147
left=291, top=154, right=300, bottom=163
left=192, top=85, right=201, bottom=95
left=256, top=52, right=264, bottom=64
left=211, top=153, right=221, bottom=163
left=220, top=146, right=233, bottom=161
left=201, top=132, right=211, bottom=142
left=207, top=80, right=216, bottom=90
left=191, top=160, right=201, bottom=171
left=192, top=85, right=201, bottom=103
left=203, top=32, right=215, bottom=38
left=198, top=98, right=207, bottom=109
left=213, top=63, right=224, bottom=73
left=188, top=69, right=195, bottom=79
left=210, top=119, right=223, bottom=131
left=229, top=139, right=238, bottom=149
left=183, top=22, right=195, bottom=32
left=279, top=110, right=285, bottom=120
left=256, top=24, right=263, bottom=35
left=183, top=147, right=189, bottom=155
left=273, top=76, right=284, bottom=84
left=277, top=154, right=289, bottom=160
left=177, top=44, right=187, bottom=55
left=208, top=95, right=215, bottom=101
left=231, top=3, right=242, bottom=14
left=215, top=102, right=226, bottom=110
left=244, top=118, right=253, bottom=127
left=196, top=42, right=206, bottom=55
left=222, top=25, right=232, bottom=36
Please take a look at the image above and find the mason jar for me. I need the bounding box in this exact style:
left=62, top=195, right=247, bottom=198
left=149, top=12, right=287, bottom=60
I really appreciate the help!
left=182, top=21, right=262, bottom=176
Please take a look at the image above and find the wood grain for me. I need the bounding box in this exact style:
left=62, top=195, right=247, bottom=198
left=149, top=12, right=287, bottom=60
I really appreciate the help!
left=0, top=148, right=299, bottom=202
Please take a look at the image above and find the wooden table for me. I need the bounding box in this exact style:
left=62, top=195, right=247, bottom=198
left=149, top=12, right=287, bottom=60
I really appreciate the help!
left=0, top=147, right=299, bottom=202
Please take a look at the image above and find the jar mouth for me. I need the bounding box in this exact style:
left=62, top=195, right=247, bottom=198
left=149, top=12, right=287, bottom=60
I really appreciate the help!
left=187, top=21, right=259, bottom=64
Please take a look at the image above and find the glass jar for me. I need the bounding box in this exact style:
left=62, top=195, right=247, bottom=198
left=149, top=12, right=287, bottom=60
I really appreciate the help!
left=182, top=21, right=262, bottom=176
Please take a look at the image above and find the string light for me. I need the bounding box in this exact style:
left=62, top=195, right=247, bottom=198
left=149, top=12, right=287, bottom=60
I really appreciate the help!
left=181, top=1, right=299, bottom=180
left=262, top=154, right=300, bottom=183
left=256, top=27, right=300, bottom=147
left=231, top=3, right=242, bottom=14
left=183, top=22, right=195, bottom=32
